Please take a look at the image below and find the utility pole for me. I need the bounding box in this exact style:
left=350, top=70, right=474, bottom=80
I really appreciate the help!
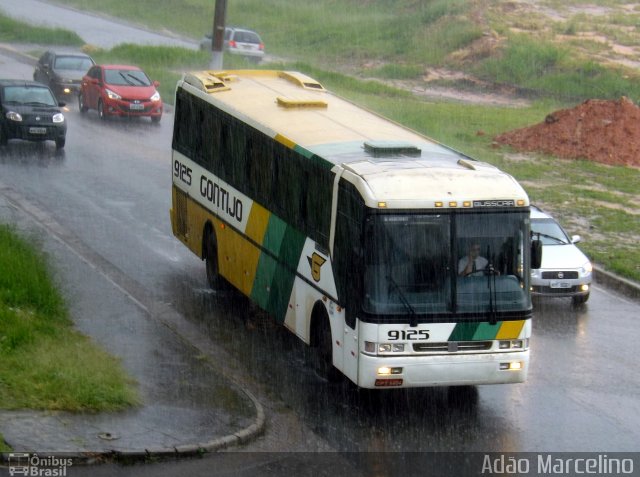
left=209, top=0, right=227, bottom=70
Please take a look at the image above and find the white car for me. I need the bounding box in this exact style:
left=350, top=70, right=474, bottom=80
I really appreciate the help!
left=199, top=27, right=265, bottom=62
left=530, top=206, right=592, bottom=304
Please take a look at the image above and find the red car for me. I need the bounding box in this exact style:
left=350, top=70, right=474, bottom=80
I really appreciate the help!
left=79, top=64, right=162, bottom=122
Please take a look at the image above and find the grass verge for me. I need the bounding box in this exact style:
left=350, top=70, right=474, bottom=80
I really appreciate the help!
left=0, top=224, right=139, bottom=412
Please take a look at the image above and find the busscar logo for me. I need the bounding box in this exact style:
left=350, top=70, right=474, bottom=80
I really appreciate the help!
left=473, top=200, right=515, bottom=208
left=6, top=453, right=73, bottom=476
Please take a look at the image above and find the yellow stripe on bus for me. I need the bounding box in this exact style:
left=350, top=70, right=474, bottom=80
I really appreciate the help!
left=496, top=320, right=525, bottom=340
left=216, top=218, right=261, bottom=296
left=275, top=133, right=297, bottom=150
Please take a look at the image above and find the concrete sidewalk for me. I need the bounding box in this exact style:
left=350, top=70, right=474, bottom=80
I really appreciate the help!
left=0, top=187, right=264, bottom=462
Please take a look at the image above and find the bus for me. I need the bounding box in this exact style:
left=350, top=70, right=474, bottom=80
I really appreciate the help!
left=170, top=70, right=541, bottom=389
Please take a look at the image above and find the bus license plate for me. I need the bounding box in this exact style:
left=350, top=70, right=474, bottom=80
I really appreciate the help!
left=129, top=103, right=144, bottom=110
left=550, top=281, right=571, bottom=289
left=29, top=127, right=47, bottom=134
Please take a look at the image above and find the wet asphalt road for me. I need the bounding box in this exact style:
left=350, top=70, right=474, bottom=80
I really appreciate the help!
left=0, top=0, right=197, bottom=50
left=0, top=11, right=639, bottom=477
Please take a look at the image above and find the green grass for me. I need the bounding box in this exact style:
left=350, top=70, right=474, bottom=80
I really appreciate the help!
left=0, top=225, right=139, bottom=412
left=0, top=13, right=84, bottom=45
left=475, top=35, right=640, bottom=102
left=0, top=433, right=9, bottom=452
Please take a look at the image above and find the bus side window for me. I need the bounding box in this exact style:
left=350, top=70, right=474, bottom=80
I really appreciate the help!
left=334, top=180, right=365, bottom=329
left=305, top=163, right=332, bottom=249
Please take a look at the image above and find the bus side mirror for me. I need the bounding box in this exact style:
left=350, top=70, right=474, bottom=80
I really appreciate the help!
left=531, top=239, right=542, bottom=270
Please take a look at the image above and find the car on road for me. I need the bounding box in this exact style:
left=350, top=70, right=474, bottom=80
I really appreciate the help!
left=0, top=79, right=67, bottom=149
left=79, top=64, right=162, bottom=122
left=199, top=27, right=265, bottom=62
left=530, top=206, right=592, bottom=304
left=33, top=50, right=95, bottom=101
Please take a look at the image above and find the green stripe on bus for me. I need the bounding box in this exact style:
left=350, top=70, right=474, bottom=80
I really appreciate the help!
left=472, top=322, right=502, bottom=340
left=266, top=225, right=307, bottom=321
left=448, top=322, right=480, bottom=341
left=250, top=214, right=286, bottom=310
left=262, top=214, right=287, bottom=255
left=251, top=253, right=277, bottom=310
left=292, top=145, right=333, bottom=170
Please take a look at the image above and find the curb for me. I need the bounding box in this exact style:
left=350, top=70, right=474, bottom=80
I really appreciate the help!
left=593, top=266, right=640, bottom=301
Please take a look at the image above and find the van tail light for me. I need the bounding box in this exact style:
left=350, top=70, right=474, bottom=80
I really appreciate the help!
left=229, top=40, right=237, bottom=48
left=259, top=43, right=264, bottom=50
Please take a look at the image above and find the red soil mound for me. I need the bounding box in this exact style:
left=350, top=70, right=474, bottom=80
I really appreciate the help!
left=494, top=97, right=640, bottom=168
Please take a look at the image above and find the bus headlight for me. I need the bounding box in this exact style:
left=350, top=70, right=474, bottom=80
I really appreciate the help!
left=378, top=366, right=403, bottom=375
left=364, top=341, right=405, bottom=354
left=499, top=339, right=529, bottom=350
left=379, top=343, right=404, bottom=353
left=500, top=361, right=523, bottom=371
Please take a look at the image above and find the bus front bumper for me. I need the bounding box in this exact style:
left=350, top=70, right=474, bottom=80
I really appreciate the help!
left=357, top=350, right=529, bottom=389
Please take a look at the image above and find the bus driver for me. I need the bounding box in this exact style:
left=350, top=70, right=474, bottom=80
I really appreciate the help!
left=458, top=243, right=488, bottom=277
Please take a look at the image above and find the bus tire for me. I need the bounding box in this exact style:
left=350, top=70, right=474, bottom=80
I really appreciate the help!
left=310, top=305, right=340, bottom=382
left=204, top=226, right=224, bottom=290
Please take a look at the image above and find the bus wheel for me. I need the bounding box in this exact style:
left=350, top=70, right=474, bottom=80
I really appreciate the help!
left=311, top=308, right=340, bottom=382
left=205, top=229, right=223, bottom=289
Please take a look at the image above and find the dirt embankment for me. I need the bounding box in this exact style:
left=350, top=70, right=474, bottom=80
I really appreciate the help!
left=493, top=97, right=640, bottom=168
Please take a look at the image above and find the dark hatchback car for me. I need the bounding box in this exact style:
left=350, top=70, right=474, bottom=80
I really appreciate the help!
left=33, top=50, right=95, bottom=100
left=0, top=80, right=67, bottom=149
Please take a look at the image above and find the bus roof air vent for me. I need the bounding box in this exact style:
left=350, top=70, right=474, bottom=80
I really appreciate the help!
left=183, top=72, right=230, bottom=93
left=276, top=96, right=328, bottom=109
left=279, top=71, right=326, bottom=91
left=364, top=141, right=421, bottom=157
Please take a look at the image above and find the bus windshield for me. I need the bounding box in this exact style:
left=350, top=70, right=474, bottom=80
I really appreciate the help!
left=363, top=211, right=531, bottom=317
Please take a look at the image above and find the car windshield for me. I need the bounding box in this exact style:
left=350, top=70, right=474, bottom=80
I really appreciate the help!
left=531, top=218, right=570, bottom=245
left=54, top=56, right=94, bottom=71
left=104, top=69, right=152, bottom=86
left=2, top=86, right=57, bottom=106
left=234, top=31, right=261, bottom=43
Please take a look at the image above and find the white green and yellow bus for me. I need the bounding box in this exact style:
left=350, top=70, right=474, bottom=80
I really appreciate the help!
left=170, top=70, right=541, bottom=389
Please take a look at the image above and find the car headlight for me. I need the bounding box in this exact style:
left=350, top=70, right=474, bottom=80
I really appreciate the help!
left=52, top=113, right=65, bottom=123
left=580, top=261, right=593, bottom=276
left=150, top=91, right=161, bottom=102
left=6, top=111, right=22, bottom=122
left=105, top=88, right=121, bottom=100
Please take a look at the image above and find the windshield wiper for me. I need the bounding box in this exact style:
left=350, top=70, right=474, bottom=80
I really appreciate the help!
left=119, top=72, right=136, bottom=85
left=387, top=275, right=418, bottom=327
left=486, top=246, right=498, bottom=325
left=532, top=231, right=567, bottom=244
left=126, top=73, right=147, bottom=85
